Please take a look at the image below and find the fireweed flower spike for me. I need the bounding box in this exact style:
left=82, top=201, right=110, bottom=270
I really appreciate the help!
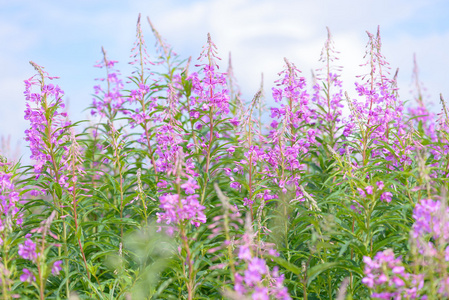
left=153, top=84, right=185, bottom=174
left=126, top=14, right=161, bottom=175
left=147, top=16, right=177, bottom=65
left=155, top=134, right=205, bottom=300
left=228, top=87, right=269, bottom=218
left=156, top=149, right=206, bottom=231
left=155, top=86, right=205, bottom=231
left=24, top=63, right=81, bottom=299
left=188, top=33, right=230, bottom=169
left=313, top=27, right=344, bottom=144
left=270, top=57, right=319, bottom=146
left=24, top=61, right=71, bottom=178
left=190, top=33, right=230, bottom=129
left=233, top=217, right=291, bottom=300
left=265, top=58, right=319, bottom=201
left=343, top=27, right=405, bottom=166
left=91, top=47, right=124, bottom=119
left=187, top=33, right=230, bottom=212
left=408, top=54, right=436, bottom=140
left=129, top=14, right=154, bottom=70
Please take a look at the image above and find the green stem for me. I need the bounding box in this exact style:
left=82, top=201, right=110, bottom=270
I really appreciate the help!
left=63, top=223, right=70, bottom=298
left=1, top=239, right=10, bottom=300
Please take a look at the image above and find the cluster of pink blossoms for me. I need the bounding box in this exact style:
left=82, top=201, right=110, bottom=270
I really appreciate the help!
left=156, top=192, right=206, bottom=227
left=188, top=34, right=230, bottom=117
left=24, top=70, right=70, bottom=176
left=363, top=198, right=449, bottom=298
left=91, top=51, right=125, bottom=118
left=156, top=175, right=206, bottom=235
left=24, top=64, right=84, bottom=194
left=412, top=199, right=449, bottom=255
left=127, top=84, right=158, bottom=131
left=0, top=172, right=23, bottom=241
left=154, top=123, right=185, bottom=174
left=270, top=59, right=318, bottom=137
left=17, top=233, right=62, bottom=283
left=126, top=14, right=161, bottom=132
left=266, top=60, right=319, bottom=200
left=362, top=249, right=423, bottom=299
left=224, top=59, right=321, bottom=205
left=351, top=181, right=392, bottom=213
left=189, top=64, right=230, bottom=116
left=342, top=28, right=410, bottom=171
left=312, top=72, right=344, bottom=123
left=343, top=29, right=403, bottom=136
left=234, top=234, right=291, bottom=300
left=17, top=234, right=38, bottom=283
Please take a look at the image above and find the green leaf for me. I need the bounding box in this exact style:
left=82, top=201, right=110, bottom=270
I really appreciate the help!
left=267, top=255, right=302, bottom=275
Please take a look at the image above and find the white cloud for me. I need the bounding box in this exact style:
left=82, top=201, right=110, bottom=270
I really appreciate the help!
left=150, top=0, right=449, bottom=107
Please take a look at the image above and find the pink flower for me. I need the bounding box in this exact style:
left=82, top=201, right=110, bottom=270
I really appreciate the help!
left=230, top=181, right=241, bottom=190
left=229, top=117, right=239, bottom=126
left=362, top=274, right=375, bottom=288
left=91, top=50, right=124, bottom=118
left=52, top=260, right=63, bottom=275
left=238, top=245, right=252, bottom=261
left=377, top=181, right=385, bottom=190
left=157, top=193, right=206, bottom=228
left=181, top=178, right=199, bottom=195
left=380, top=192, right=392, bottom=203
left=18, top=238, right=38, bottom=261
left=252, top=287, right=269, bottom=300
left=357, top=188, right=366, bottom=198
left=234, top=240, right=291, bottom=299
left=20, top=268, right=35, bottom=283
left=247, top=258, right=267, bottom=276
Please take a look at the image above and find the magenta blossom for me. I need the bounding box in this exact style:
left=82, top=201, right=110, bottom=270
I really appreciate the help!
left=52, top=260, right=63, bottom=275
left=380, top=192, right=392, bottom=203
left=24, top=67, right=71, bottom=177
left=156, top=193, right=206, bottom=229
left=18, top=238, right=38, bottom=261
left=20, top=268, right=35, bottom=283
left=181, top=178, right=200, bottom=195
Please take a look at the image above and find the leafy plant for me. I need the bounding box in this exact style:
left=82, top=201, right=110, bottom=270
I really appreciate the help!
left=1, top=14, right=448, bottom=300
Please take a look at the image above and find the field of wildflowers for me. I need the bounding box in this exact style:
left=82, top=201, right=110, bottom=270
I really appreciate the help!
left=1, top=14, right=449, bottom=299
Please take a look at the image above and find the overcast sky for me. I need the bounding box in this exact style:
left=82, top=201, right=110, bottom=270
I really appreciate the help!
left=1, top=0, right=449, bottom=159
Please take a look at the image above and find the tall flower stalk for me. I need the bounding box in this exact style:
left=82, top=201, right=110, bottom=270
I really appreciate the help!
left=24, top=61, right=73, bottom=298
left=188, top=33, right=230, bottom=206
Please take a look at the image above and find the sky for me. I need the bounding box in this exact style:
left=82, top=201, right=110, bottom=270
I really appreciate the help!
left=1, top=0, right=449, bottom=160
